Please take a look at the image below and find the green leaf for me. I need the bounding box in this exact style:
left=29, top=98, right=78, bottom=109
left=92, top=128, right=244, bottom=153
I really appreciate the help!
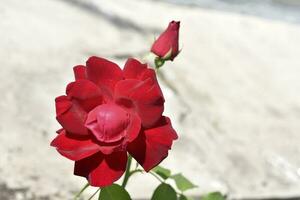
left=152, top=166, right=171, bottom=180
left=151, top=183, right=177, bottom=200
left=179, top=195, right=188, bottom=200
left=201, top=192, right=225, bottom=200
left=179, top=194, right=194, bottom=200
left=171, top=173, right=197, bottom=192
left=99, top=184, right=131, bottom=200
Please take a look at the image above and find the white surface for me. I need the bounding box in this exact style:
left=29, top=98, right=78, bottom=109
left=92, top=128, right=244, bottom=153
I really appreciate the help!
left=0, top=0, right=300, bottom=199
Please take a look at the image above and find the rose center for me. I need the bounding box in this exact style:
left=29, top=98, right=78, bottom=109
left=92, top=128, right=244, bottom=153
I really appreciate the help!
left=85, top=104, right=130, bottom=143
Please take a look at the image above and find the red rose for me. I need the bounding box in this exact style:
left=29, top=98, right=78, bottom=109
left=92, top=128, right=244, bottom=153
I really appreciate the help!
left=51, top=57, right=178, bottom=187
left=151, top=21, right=180, bottom=61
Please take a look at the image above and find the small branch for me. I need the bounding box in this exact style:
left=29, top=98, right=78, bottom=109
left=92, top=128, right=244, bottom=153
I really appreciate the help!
left=88, top=188, right=100, bottom=200
left=121, top=155, right=133, bottom=188
left=149, top=172, right=164, bottom=183
left=74, top=182, right=89, bottom=200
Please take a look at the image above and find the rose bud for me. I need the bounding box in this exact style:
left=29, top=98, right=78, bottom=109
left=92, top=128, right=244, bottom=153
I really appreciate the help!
left=151, top=21, right=180, bottom=61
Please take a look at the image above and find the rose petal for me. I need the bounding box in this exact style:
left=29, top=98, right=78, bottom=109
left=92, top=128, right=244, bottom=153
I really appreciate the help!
left=123, top=58, right=157, bottom=83
left=74, top=151, right=127, bottom=187
left=139, top=68, right=157, bottom=82
left=128, top=117, right=178, bottom=171
left=73, top=65, right=87, bottom=80
left=51, top=130, right=100, bottom=161
left=86, top=56, right=123, bottom=98
left=115, top=79, right=164, bottom=128
left=123, top=58, right=147, bottom=79
left=85, top=104, right=130, bottom=143
left=96, top=140, right=124, bottom=155
left=126, top=113, right=141, bottom=143
left=56, top=128, right=64, bottom=134
left=55, top=96, right=89, bottom=135
left=55, top=96, right=71, bottom=116
left=66, top=80, right=103, bottom=111
left=85, top=104, right=141, bottom=151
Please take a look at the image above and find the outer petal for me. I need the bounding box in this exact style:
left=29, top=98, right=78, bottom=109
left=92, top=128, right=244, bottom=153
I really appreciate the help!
left=128, top=117, right=178, bottom=171
left=123, top=58, right=157, bottom=82
left=66, top=80, right=103, bottom=112
left=86, top=56, right=123, bottom=97
left=123, top=58, right=147, bottom=79
left=56, top=128, right=64, bottom=134
left=73, top=65, right=87, bottom=80
left=139, top=68, right=157, bottom=82
left=51, top=130, right=100, bottom=161
left=55, top=95, right=71, bottom=115
left=115, top=78, right=164, bottom=128
left=74, top=151, right=127, bottom=187
left=55, top=95, right=89, bottom=135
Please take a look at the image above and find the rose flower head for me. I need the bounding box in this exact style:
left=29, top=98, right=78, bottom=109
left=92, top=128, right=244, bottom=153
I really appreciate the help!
left=51, top=56, right=178, bottom=187
left=151, top=21, right=180, bottom=61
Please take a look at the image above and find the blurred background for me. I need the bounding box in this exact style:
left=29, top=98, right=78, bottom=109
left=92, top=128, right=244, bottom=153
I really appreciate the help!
left=1, top=0, right=300, bottom=199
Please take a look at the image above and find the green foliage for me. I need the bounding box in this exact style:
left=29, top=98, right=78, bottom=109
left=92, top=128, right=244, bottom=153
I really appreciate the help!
left=99, top=184, right=131, bottom=200
left=150, top=165, right=196, bottom=200
left=152, top=166, right=171, bottom=180
left=170, top=173, right=197, bottom=192
left=201, top=192, right=225, bottom=200
left=151, top=183, right=177, bottom=200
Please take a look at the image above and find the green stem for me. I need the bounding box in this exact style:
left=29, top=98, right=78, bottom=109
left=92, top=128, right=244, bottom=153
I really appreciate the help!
left=129, top=169, right=143, bottom=177
left=154, top=57, right=165, bottom=69
left=89, top=188, right=100, bottom=200
left=121, top=155, right=132, bottom=188
left=149, top=171, right=164, bottom=183
left=74, top=182, right=89, bottom=200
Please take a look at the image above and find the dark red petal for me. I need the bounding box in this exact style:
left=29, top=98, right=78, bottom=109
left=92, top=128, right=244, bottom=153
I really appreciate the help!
left=56, top=128, right=64, bottom=134
left=74, top=151, right=127, bottom=187
left=115, top=79, right=164, bottom=128
left=55, top=96, right=89, bottom=135
left=50, top=130, right=100, bottom=161
left=73, top=65, right=87, bottom=80
left=66, top=80, right=103, bottom=111
left=128, top=117, right=178, bottom=172
left=86, top=56, right=123, bottom=95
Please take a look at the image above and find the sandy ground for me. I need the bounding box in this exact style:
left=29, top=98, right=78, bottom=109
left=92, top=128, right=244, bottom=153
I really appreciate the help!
left=0, top=0, right=300, bottom=199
